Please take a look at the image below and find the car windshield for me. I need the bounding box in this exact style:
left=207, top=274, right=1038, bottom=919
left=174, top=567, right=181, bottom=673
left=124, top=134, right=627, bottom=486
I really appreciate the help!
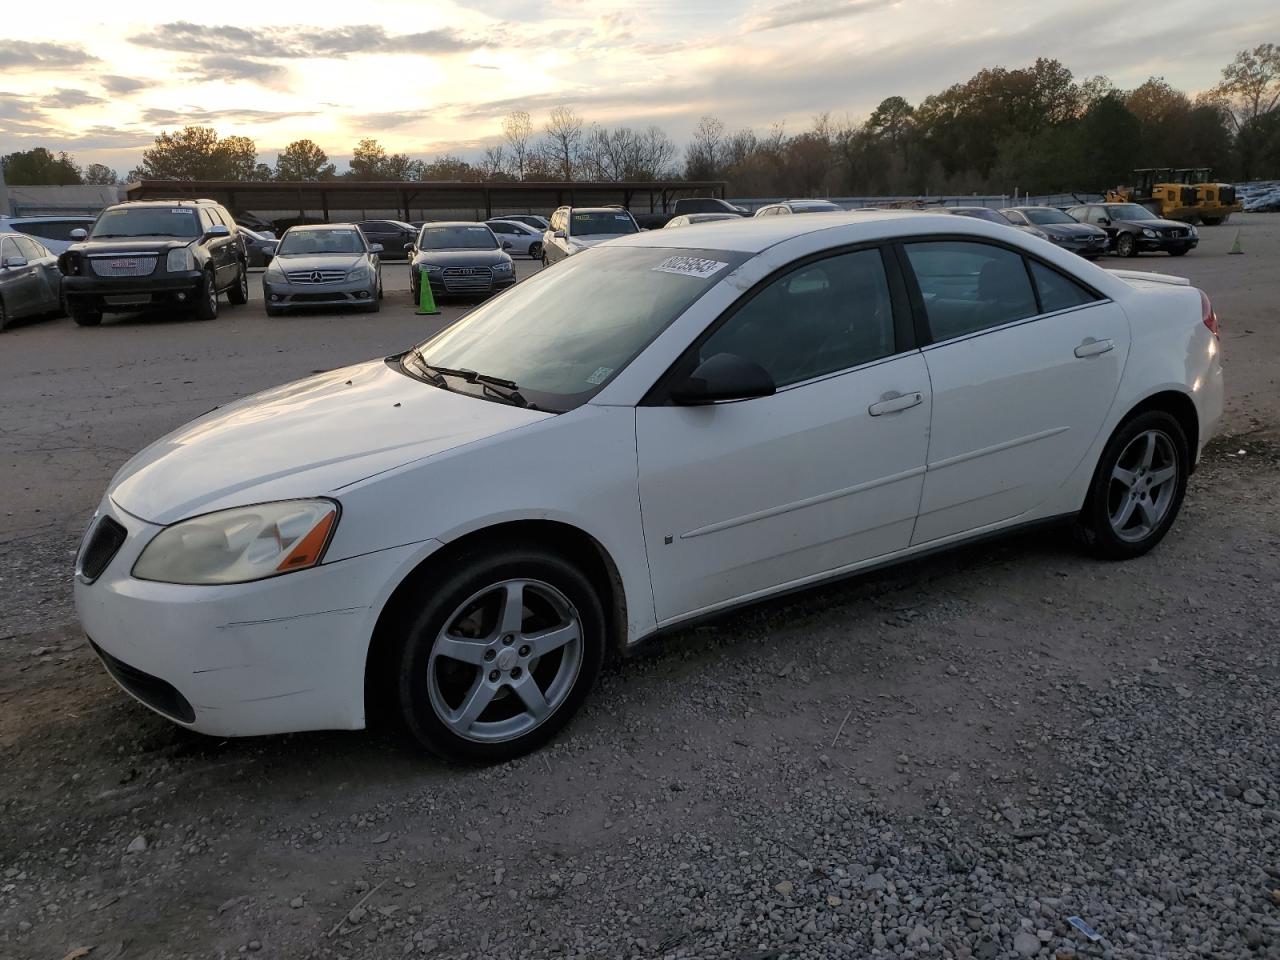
left=91, top=207, right=200, bottom=239
left=407, top=246, right=747, bottom=410
left=570, top=211, right=638, bottom=236
left=791, top=202, right=841, bottom=212
left=419, top=225, right=498, bottom=250
left=952, top=208, right=1008, bottom=223
left=1022, top=208, right=1077, bottom=225
left=277, top=229, right=365, bottom=255
left=1106, top=204, right=1158, bottom=221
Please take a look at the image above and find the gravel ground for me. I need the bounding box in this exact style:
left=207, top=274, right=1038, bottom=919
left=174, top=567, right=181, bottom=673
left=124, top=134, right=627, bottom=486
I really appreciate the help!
left=1, top=220, right=1278, bottom=960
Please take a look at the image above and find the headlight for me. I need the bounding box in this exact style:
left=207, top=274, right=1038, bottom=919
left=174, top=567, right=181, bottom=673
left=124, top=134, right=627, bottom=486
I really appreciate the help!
left=418, top=263, right=442, bottom=274
left=492, top=260, right=512, bottom=272
left=1189, top=226, right=1199, bottom=237
left=346, top=264, right=371, bottom=282
left=1142, top=228, right=1156, bottom=238
left=166, top=246, right=195, bottom=272
left=132, top=499, right=339, bottom=585
left=1030, top=228, right=1049, bottom=240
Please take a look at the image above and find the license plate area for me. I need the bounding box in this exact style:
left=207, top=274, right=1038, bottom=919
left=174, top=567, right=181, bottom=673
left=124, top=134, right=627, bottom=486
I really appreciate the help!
left=104, top=294, right=152, bottom=305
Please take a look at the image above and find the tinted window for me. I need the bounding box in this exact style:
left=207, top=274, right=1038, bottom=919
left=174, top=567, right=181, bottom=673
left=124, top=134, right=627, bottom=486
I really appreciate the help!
left=419, top=225, right=497, bottom=250
left=1023, top=208, right=1077, bottom=225
left=13, top=220, right=86, bottom=241
left=92, top=207, right=201, bottom=239
left=569, top=211, right=638, bottom=236
left=277, top=229, right=366, bottom=255
left=698, top=248, right=896, bottom=388
left=13, top=236, right=44, bottom=260
left=1030, top=261, right=1099, bottom=312
left=488, top=222, right=515, bottom=235
left=0, top=238, right=14, bottom=264
left=905, top=240, right=1037, bottom=341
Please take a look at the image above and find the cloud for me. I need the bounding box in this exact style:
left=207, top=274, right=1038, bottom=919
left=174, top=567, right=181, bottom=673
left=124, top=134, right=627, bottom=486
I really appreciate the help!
left=188, top=55, right=287, bottom=86
left=101, top=75, right=155, bottom=96
left=141, top=106, right=320, bottom=126
left=745, top=0, right=897, bottom=32
left=129, top=22, right=482, bottom=59
left=41, top=88, right=107, bottom=110
left=0, top=40, right=97, bottom=70
left=351, top=110, right=425, bottom=130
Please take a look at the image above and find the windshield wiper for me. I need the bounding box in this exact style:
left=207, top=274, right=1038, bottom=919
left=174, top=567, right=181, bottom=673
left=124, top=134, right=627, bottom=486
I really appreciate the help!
left=480, top=379, right=533, bottom=409
left=407, top=351, right=533, bottom=407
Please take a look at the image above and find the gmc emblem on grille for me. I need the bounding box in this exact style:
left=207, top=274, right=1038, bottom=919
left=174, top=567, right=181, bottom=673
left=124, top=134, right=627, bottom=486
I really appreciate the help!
left=111, top=260, right=139, bottom=270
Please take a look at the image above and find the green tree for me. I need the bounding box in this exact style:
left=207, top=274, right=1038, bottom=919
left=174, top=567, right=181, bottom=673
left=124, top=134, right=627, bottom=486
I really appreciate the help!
left=275, top=139, right=335, bottom=181
left=82, top=163, right=118, bottom=185
left=1078, top=94, right=1142, bottom=191
left=139, top=127, right=262, bottom=180
left=1209, top=42, right=1280, bottom=133
left=0, top=147, right=82, bottom=185
left=349, top=138, right=388, bottom=179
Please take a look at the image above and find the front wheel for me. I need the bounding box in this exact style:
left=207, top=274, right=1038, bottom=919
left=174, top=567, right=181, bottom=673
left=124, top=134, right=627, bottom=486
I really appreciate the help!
left=1168, top=248, right=1189, bottom=256
left=227, top=262, right=249, bottom=305
left=193, top=271, right=219, bottom=321
left=1115, top=233, right=1138, bottom=258
left=68, top=301, right=102, bottom=327
left=393, top=545, right=606, bottom=762
left=1200, top=216, right=1224, bottom=226
left=1076, top=411, right=1188, bottom=560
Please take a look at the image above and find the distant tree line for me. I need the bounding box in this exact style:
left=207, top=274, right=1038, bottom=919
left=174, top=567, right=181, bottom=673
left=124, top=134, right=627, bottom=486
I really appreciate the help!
left=4, top=43, right=1278, bottom=195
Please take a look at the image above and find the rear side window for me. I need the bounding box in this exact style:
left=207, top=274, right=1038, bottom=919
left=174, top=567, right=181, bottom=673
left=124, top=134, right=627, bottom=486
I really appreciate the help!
left=13, top=236, right=44, bottom=259
left=697, top=248, right=897, bottom=387
left=904, top=240, right=1037, bottom=341
left=13, top=220, right=82, bottom=241
left=1029, top=261, right=1099, bottom=312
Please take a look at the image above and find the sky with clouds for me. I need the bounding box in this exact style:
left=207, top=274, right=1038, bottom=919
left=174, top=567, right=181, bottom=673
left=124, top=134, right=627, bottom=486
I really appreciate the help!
left=2, top=0, right=1278, bottom=175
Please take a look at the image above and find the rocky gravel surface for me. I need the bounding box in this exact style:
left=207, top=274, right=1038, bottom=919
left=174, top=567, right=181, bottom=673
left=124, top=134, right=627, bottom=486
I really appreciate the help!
left=2, top=222, right=1278, bottom=958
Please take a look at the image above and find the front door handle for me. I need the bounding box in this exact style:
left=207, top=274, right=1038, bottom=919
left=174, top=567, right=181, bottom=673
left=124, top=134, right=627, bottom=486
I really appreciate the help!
left=1074, top=338, right=1114, bottom=358
left=868, top=391, right=923, bottom=416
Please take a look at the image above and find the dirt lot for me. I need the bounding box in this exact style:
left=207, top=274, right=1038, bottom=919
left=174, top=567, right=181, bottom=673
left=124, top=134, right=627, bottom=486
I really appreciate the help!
left=1, top=224, right=1278, bottom=960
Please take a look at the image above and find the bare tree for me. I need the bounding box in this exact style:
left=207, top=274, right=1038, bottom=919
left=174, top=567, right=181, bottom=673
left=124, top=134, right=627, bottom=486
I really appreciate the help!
left=481, top=144, right=507, bottom=179
left=501, top=110, right=533, bottom=180
left=1208, top=42, right=1280, bottom=132
left=543, top=105, right=584, bottom=181
left=685, top=115, right=725, bottom=179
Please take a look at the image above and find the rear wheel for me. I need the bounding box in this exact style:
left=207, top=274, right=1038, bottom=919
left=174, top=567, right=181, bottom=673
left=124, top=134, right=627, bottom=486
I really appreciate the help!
left=1200, top=216, right=1224, bottom=226
left=393, top=545, right=606, bottom=762
left=227, top=262, right=249, bottom=305
left=193, top=270, right=218, bottom=321
left=528, top=241, right=543, bottom=261
left=0, top=297, right=10, bottom=332
left=68, top=301, right=102, bottom=327
left=1115, top=233, right=1138, bottom=258
left=1076, top=410, right=1188, bottom=560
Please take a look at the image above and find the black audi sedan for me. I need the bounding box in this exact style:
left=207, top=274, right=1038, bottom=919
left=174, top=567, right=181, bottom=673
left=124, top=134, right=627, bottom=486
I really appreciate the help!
left=406, top=223, right=516, bottom=302
left=1066, top=203, right=1198, bottom=258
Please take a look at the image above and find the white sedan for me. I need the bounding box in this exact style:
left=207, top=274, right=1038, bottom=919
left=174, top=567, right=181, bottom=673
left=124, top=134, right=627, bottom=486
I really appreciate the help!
left=485, top=219, right=546, bottom=259
left=76, top=213, right=1223, bottom=761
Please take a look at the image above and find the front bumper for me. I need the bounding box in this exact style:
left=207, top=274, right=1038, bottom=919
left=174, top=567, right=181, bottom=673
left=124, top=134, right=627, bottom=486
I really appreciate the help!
left=75, top=499, right=438, bottom=737
left=413, top=268, right=517, bottom=298
left=263, top=277, right=378, bottom=309
left=1136, top=235, right=1198, bottom=253
left=1051, top=236, right=1108, bottom=257
left=62, top=272, right=203, bottom=311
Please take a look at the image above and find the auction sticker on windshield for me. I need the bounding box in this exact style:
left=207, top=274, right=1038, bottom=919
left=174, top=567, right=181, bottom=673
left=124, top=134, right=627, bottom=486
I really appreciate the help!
left=652, top=255, right=729, bottom=279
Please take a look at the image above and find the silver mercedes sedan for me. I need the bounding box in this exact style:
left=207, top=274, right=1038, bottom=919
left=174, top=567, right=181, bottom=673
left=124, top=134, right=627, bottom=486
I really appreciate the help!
left=262, top=224, right=383, bottom=316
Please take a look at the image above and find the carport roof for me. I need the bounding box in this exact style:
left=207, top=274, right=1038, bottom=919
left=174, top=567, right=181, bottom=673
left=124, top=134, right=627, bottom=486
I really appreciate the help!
left=125, top=179, right=728, bottom=218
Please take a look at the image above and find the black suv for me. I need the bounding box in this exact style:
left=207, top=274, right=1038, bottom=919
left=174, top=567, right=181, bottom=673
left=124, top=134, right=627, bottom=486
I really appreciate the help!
left=59, top=199, right=249, bottom=326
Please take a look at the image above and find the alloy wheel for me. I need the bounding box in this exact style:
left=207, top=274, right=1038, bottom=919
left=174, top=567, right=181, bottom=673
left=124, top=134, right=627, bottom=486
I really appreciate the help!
left=426, top=579, right=583, bottom=743
left=1107, top=429, right=1178, bottom=542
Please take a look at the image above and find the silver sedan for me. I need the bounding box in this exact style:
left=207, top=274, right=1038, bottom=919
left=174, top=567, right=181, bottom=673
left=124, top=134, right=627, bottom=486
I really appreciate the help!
left=261, top=224, right=383, bottom=316
left=0, top=232, right=63, bottom=331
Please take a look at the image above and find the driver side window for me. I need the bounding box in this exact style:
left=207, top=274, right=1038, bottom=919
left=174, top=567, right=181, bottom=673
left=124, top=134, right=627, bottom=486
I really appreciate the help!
left=697, top=248, right=897, bottom=388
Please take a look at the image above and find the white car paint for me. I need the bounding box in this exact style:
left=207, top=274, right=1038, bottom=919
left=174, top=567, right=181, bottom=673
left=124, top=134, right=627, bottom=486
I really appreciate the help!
left=541, top=207, right=640, bottom=264
left=485, top=219, right=545, bottom=257
left=0, top=215, right=98, bottom=255
left=76, top=211, right=1223, bottom=740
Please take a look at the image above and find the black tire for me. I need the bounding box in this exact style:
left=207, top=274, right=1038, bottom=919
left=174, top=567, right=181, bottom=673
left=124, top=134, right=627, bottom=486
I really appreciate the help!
left=528, top=241, right=543, bottom=261
left=1076, top=410, right=1189, bottom=560
left=362, top=297, right=381, bottom=314
left=68, top=301, right=102, bottom=327
left=541, top=251, right=549, bottom=267
left=393, top=544, right=607, bottom=763
left=1200, top=216, right=1223, bottom=226
left=0, top=297, right=9, bottom=332
left=1168, top=247, right=1189, bottom=256
left=1115, top=233, right=1138, bottom=258
left=193, top=270, right=218, bottom=321
left=377, top=273, right=384, bottom=300
left=227, top=262, right=249, bottom=305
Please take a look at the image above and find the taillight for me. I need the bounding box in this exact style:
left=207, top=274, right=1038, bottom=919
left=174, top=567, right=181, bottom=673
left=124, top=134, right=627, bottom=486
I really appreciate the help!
left=1199, top=289, right=1220, bottom=339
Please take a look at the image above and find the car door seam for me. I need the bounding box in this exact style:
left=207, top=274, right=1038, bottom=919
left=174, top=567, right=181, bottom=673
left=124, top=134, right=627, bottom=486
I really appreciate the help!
left=679, top=464, right=929, bottom=540
left=926, top=425, right=1071, bottom=471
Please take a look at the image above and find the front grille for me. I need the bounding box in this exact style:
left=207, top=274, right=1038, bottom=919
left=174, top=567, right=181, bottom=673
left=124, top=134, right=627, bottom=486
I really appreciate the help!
left=78, top=516, right=127, bottom=582
left=1166, top=227, right=1189, bottom=238
left=442, top=266, right=492, bottom=292
left=285, top=269, right=346, bottom=284
left=90, top=640, right=196, bottom=724
left=89, top=256, right=157, bottom=278
left=291, top=292, right=350, bottom=303
left=1220, top=186, right=1236, bottom=205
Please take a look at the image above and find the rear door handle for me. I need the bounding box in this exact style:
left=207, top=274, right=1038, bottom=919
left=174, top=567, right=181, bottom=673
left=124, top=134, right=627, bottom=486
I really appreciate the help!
left=1075, top=338, right=1114, bottom=358
left=868, top=391, right=924, bottom=416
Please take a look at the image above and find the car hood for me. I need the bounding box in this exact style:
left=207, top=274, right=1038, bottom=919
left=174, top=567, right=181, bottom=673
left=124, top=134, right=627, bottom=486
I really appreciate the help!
left=1040, top=223, right=1106, bottom=238
left=571, top=234, right=634, bottom=248
left=68, top=237, right=194, bottom=255
left=410, top=249, right=508, bottom=267
left=109, top=358, right=550, bottom=525
left=269, top=254, right=366, bottom=272
left=1115, top=217, right=1190, bottom=231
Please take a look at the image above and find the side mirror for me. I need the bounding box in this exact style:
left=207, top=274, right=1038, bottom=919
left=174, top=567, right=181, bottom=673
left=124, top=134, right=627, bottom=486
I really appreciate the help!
left=502, top=240, right=513, bottom=250
left=369, top=243, right=384, bottom=254
left=70, top=228, right=88, bottom=240
left=553, top=230, right=566, bottom=240
left=206, top=224, right=231, bottom=238
left=262, top=251, right=274, bottom=264
left=2, top=256, right=29, bottom=269
left=670, top=353, right=776, bottom=405
left=403, top=242, right=414, bottom=252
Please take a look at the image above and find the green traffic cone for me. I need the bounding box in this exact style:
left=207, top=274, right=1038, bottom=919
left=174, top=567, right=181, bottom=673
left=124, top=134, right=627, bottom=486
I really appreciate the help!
left=1228, top=230, right=1243, bottom=255
left=415, top=269, right=440, bottom=315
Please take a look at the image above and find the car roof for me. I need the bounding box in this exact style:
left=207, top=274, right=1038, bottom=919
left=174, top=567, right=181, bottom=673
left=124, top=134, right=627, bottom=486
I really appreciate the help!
left=565, top=206, right=632, bottom=214
left=420, top=221, right=493, bottom=228
left=615, top=210, right=978, bottom=253
left=284, top=222, right=361, bottom=231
